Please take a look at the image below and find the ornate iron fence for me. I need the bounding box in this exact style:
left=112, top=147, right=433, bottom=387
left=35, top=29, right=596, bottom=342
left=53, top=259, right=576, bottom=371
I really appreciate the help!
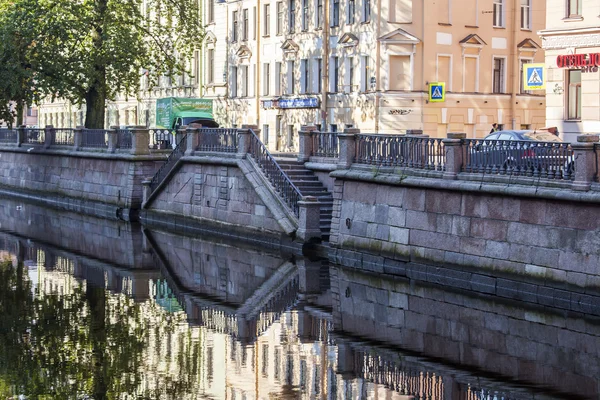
left=198, top=128, right=238, bottom=152
left=148, top=134, right=188, bottom=195
left=248, top=129, right=302, bottom=218
left=52, top=128, right=75, bottom=146
left=463, top=139, right=575, bottom=180
left=0, top=128, right=17, bottom=144
left=25, top=128, right=45, bottom=145
left=355, top=134, right=446, bottom=170
left=150, top=128, right=174, bottom=149
left=81, top=129, right=108, bottom=148
left=312, top=131, right=339, bottom=158
left=116, top=128, right=132, bottom=149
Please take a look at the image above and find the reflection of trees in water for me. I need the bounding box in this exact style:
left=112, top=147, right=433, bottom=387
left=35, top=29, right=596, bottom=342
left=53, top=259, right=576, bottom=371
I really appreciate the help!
left=0, top=259, right=203, bottom=399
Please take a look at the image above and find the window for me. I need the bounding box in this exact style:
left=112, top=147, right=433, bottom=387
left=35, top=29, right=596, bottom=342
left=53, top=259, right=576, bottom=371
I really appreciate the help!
left=316, top=0, right=323, bottom=28
left=287, top=60, right=295, bottom=94
left=493, top=0, right=504, bottom=27
left=264, top=63, right=271, bottom=95
left=361, top=55, right=369, bottom=92
left=317, top=58, right=322, bottom=92
left=263, top=125, right=270, bottom=145
left=287, top=125, right=295, bottom=147
left=493, top=57, right=505, bottom=93
left=347, top=0, right=355, bottom=23
left=208, top=0, right=214, bottom=23
left=331, top=56, right=339, bottom=91
left=301, top=59, right=309, bottom=93
left=276, top=2, right=283, bottom=35
left=332, top=0, right=339, bottom=26
left=275, top=62, right=282, bottom=95
left=243, top=9, right=248, bottom=40
left=348, top=57, right=354, bottom=92
left=362, top=0, right=371, bottom=22
left=519, top=58, right=532, bottom=94
left=568, top=69, right=581, bottom=120
left=253, top=7, right=257, bottom=39
left=232, top=11, right=238, bottom=42
left=567, top=0, right=581, bottom=17
left=520, top=0, right=530, bottom=29
left=302, top=0, right=309, bottom=30
left=231, top=66, right=238, bottom=97
left=289, top=0, right=295, bottom=33
left=240, top=66, right=249, bottom=96
left=193, top=50, right=200, bottom=85
left=208, top=49, right=215, bottom=84
left=264, top=4, right=271, bottom=36
left=26, top=107, right=37, bottom=117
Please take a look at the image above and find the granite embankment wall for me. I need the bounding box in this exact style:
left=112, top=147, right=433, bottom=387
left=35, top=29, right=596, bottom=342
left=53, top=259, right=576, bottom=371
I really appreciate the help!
left=331, top=266, right=600, bottom=398
left=0, top=147, right=163, bottom=219
left=329, top=170, right=600, bottom=290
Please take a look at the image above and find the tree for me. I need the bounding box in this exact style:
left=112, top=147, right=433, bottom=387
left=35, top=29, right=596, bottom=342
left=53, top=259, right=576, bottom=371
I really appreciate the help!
left=5, top=0, right=204, bottom=128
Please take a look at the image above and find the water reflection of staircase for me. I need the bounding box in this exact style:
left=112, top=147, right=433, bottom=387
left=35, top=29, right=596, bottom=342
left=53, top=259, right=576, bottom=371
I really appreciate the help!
left=274, top=158, right=334, bottom=240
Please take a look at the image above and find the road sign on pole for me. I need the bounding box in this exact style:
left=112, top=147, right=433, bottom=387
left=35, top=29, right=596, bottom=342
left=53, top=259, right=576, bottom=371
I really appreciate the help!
left=429, top=82, right=445, bottom=102
left=523, top=63, right=545, bottom=90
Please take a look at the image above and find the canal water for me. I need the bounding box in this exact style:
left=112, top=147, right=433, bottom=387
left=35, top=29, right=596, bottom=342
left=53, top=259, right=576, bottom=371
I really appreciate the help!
left=0, top=198, right=598, bottom=399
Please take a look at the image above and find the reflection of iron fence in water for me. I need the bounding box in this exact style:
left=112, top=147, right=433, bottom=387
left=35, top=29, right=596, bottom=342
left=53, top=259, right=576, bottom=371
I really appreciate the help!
left=198, top=128, right=238, bottom=152
left=464, top=139, right=574, bottom=180
left=81, top=129, right=108, bottom=148
left=0, top=128, right=17, bottom=143
left=256, top=275, right=299, bottom=337
left=52, top=128, right=75, bottom=146
left=355, top=134, right=446, bottom=170
left=355, top=352, right=444, bottom=399
left=312, top=132, right=339, bottom=158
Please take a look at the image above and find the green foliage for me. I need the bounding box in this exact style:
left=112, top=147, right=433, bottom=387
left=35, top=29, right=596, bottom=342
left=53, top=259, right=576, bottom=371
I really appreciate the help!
left=0, top=0, right=204, bottom=127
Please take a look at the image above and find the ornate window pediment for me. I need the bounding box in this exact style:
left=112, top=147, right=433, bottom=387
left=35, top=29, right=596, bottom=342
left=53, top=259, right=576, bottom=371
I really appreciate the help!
left=236, top=44, right=252, bottom=59
left=339, top=33, right=359, bottom=47
left=517, top=38, right=541, bottom=54
left=379, top=28, right=420, bottom=44
left=459, top=34, right=486, bottom=55
left=281, top=39, right=299, bottom=54
left=205, top=31, right=217, bottom=46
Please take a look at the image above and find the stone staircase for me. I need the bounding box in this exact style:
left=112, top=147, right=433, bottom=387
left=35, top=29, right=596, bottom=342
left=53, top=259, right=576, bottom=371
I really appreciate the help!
left=274, top=157, right=333, bottom=240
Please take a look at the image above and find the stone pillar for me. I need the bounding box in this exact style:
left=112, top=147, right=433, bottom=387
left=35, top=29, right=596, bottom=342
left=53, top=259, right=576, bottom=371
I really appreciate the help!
left=571, top=134, right=599, bottom=191
left=237, top=126, right=254, bottom=158
left=443, top=132, right=466, bottom=180
left=130, top=125, right=150, bottom=155
left=337, top=128, right=359, bottom=169
left=43, top=125, right=55, bottom=149
left=106, top=128, right=118, bottom=153
left=73, top=126, right=84, bottom=150
left=185, top=125, right=201, bottom=156
left=298, top=125, right=317, bottom=162
left=17, top=125, right=25, bottom=147
left=297, top=196, right=322, bottom=242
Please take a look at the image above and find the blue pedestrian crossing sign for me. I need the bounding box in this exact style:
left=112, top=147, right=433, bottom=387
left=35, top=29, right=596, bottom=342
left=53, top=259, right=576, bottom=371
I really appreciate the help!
left=523, top=63, right=545, bottom=90
left=429, top=82, right=445, bottom=103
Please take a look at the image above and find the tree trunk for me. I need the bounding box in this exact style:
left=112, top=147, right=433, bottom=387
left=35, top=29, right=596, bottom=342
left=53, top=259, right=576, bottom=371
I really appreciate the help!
left=15, top=101, right=24, bottom=127
left=85, top=0, right=108, bottom=129
left=85, top=84, right=106, bottom=129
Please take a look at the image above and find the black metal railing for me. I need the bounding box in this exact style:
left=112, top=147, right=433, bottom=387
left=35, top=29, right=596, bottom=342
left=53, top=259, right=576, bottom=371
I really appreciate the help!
left=198, top=128, right=238, bottom=152
left=148, top=134, right=188, bottom=195
left=312, top=131, right=339, bottom=158
left=463, top=139, right=575, bottom=180
left=116, top=128, right=132, bottom=149
left=355, top=134, right=446, bottom=170
left=81, top=129, right=108, bottom=148
left=595, top=143, right=599, bottom=182
left=150, top=128, right=174, bottom=149
left=25, top=128, right=45, bottom=145
left=52, top=128, right=75, bottom=146
left=0, top=128, right=17, bottom=144
left=249, top=129, right=303, bottom=218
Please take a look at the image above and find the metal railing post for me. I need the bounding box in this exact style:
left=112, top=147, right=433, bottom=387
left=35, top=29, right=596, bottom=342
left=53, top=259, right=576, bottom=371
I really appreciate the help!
left=337, top=128, right=359, bottom=169
left=298, top=125, right=317, bottom=162
left=572, top=134, right=599, bottom=191
left=443, top=132, right=466, bottom=179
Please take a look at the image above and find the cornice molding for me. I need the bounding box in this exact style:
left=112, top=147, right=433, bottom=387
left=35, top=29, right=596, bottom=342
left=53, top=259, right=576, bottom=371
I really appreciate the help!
left=541, top=33, right=600, bottom=49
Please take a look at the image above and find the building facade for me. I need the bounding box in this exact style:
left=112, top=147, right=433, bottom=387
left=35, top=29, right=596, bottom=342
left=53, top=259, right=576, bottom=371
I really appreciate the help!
left=539, top=1, right=600, bottom=142
left=38, top=0, right=547, bottom=150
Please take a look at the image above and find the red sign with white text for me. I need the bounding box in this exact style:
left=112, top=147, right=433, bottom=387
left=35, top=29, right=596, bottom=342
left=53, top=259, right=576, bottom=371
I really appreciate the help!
left=556, top=53, right=600, bottom=68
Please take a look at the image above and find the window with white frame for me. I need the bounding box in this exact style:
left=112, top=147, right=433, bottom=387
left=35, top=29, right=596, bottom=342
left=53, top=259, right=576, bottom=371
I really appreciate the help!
left=231, top=66, right=238, bottom=97
left=289, top=0, right=296, bottom=33
left=287, top=60, right=295, bottom=94
left=232, top=11, right=238, bottom=42
left=275, top=62, right=282, bottom=95
left=316, top=0, right=323, bottom=28
left=302, top=0, right=309, bottom=30
left=519, top=58, right=532, bottom=93
left=520, top=0, right=531, bottom=29
left=276, top=2, right=283, bottom=35
left=301, top=59, right=309, bottom=93
left=567, top=0, right=582, bottom=17
left=241, top=65, right=249, bottom=96
left=331, top=56, right=339, bottom=91
left=316, top=58, right=322, bottom=92
left=263, top=124, right=270, bottom=145
left=348, top=57, right=355, bottom=92
left=347, top=0, right=355, bottom=24
left=264, top=63, right=271, bottom=95
left=360, top=55, right=369, bottom=92
left=568, top=69, right=581, bottom=120
left=493, top=57, right=505, bottom=93
left=331, top=0, right=339, bottom=26
left=208, top=49, right=215, bottom=84
left=264, top=4, right=271, bottom=35
left=493, top=0, right=504, bottom=27
left=362, top=0, right=371, bottom=22
left=208, top=0, right=214, bottom=23
left=242, top=9, right=248, bottom=40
